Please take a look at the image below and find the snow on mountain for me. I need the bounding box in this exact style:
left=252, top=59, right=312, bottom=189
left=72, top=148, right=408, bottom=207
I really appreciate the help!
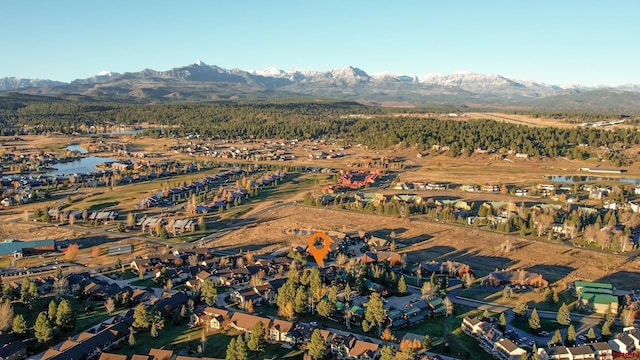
left=0, top=77, right=66, bottom=91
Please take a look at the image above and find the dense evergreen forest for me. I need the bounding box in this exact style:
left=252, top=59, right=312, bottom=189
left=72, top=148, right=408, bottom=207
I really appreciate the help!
left=2, top=95, right=640, bottom=162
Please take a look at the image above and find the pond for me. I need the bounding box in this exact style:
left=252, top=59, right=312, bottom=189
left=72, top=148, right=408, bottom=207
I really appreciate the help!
left=545, top=175, right=640, bottom=185
left=65, top=144, right=88, bottom=154
left=44, top=156, right=117, bottom=176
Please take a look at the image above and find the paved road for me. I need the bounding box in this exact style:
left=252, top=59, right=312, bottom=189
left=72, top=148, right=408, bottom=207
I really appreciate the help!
left=446, top=287, right=603, bottom=347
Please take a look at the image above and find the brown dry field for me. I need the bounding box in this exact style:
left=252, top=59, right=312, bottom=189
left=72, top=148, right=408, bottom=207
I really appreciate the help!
left=215, top=205, right=640, bottom=290
left=5, top=129, right=640, bottom=289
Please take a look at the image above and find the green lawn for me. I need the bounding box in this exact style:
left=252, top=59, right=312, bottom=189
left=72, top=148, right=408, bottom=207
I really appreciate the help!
left=75, top=303, right=126, bottom=331
left=458, top=287, right=575, bottom=312
left=114, top=324, right=302, bottom=359
left=511, top=316, right=567, bottom=334
left=396, top=305, right=493, bottom=360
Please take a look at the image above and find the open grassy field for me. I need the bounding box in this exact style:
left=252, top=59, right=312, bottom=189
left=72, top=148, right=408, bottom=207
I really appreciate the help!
left=215, top=204, right=640, bottom=290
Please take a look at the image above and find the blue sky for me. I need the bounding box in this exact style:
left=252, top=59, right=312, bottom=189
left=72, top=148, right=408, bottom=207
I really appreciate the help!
left=3, top=0, right=639, bottom=86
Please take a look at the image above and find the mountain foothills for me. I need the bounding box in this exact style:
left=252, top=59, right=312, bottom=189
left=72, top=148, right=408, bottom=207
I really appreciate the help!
left=2, top=61, right=640, bottom=112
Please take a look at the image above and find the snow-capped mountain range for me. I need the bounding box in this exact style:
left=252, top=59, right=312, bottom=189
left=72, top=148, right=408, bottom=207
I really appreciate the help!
left=1, top=61, right=639, bottom=108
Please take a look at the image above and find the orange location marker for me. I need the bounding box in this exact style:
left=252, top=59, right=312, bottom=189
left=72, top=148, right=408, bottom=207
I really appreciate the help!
left=308, top=232, right=332, bottom=267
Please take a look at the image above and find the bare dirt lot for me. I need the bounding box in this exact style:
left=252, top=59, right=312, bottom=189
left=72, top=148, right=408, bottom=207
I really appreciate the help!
left=215, top=205, right=640, bottom=290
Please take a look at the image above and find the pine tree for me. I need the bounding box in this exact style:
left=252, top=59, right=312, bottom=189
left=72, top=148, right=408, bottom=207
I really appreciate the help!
left=566, top=324, right=576, bottom=345
left=133, top=303, right=150, bottom=329
left=549, top=329, right=563, bottom=346
left=601, top=320, right=612, bottom=340
left=397, top=275, right=407, bottom=294
left=529, top=308, right=541, bottom=331
left=513, top=301, right=528, bottom=318
left=586, top=327, right=596, bottom=342
left=364, top=293, right=387, bottom=336
left=225, top=337, right=237, bottom=360
left=308, top=329, right=327, bottom=360
left=56, top=299, right=75, bottom=331
left=247, top=321, right=265, bottom=356
left=556, top=302, right=571, bottom=326
left=234, top=335, right=248, bottom=360
left=34, top=312, right=53, bottom=343
left=12, top=314, right=27, bottom=335
left=498, top=312, right=507, bottom=330
left=379, top=345, right=395, bottom=360
left=294, top=287, right=307, bottom=314
left=317, top=300, right=332, bottom=318
left=200, top=279, right=218, bottom=306
left=47, top=300, right=58, bottom=322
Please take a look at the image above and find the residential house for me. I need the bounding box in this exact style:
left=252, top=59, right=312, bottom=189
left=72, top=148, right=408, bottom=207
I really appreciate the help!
left=609, top=333, right=635, bottom=354
left=542, top=346, right=571, bottom=360
left=589, top=342, right=613, bottom=360
left=348, top=340, right=379, bottom=359
left=414, top=260, right=472, bottom=278
left=229, top=312, right=270, bottom=333
left=197, top=306, right=230, bottom=330
left=327, top=333, right=358, bottom=358
left=461, top=184, right=480, bottom=192
left=269, top=319, right=296, bottom=343
left=482, top=269, right=548, bottom=287
left=147, top=348, right=174, bottom=360
left=568, top=345, right=597, bottom=360
left=165, top=218, right=198, bottom=234
left=492, top=338, right=526, bottom=360
left=360, top=251, right=402, bottom=266
left=98, top=353, right=128, bottom=360
left=461, top=317, right=484, bottom=336
left=482, top=184, right=500, bottom=193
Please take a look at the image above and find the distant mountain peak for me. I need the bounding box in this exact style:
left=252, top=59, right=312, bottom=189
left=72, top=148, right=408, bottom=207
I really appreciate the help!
left=194, top=60, right=206, bottom=66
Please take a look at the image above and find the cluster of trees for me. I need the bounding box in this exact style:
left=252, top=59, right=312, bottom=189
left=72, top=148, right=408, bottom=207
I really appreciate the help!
left=224, top=321, right=266, bottom=360
left=0, top=295, right=75, bottom=344
left=4, top=97, right=640, bottom=161
left=307, top=189, right=640, bottom=253
left=275, top=267, right=328, bottom=320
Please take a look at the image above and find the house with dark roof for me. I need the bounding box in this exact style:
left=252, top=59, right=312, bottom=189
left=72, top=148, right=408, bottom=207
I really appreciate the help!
left=0, top=334, right=26, bottom=360
left=609, top=333, right=635, bottom=354
left=542, top=345, right=571, bottom=360
left=589, top=342, right=613, bottom=359
left=482, top=269, right=548, bottom=287
left=568, top=345, right=597, bottom=359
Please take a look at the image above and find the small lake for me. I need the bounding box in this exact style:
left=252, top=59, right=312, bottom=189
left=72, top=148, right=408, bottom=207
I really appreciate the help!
left=44, top=156, right=116, bottom=176
left=545, top=175, right=640, bottom=185
left=65, top=145, right=88, bottom=154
